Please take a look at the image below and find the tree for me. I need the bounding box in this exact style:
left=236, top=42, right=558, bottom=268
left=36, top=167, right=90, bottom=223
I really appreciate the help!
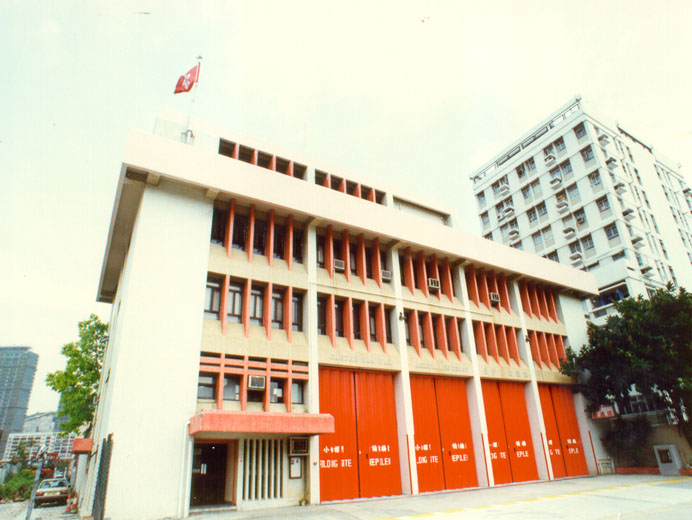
left=561, top=284, right=692, bottom=446
left=46, top=314, right=108, bottom=436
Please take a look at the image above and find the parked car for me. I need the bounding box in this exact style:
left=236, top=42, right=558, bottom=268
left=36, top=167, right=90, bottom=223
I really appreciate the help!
left=34, top=478, right=69, bottom=506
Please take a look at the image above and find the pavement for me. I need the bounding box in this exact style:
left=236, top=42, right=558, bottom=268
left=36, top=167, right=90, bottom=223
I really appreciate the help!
left=191, top=474, right=692, bottom=520
left=0, top=503, right=72, bottom=520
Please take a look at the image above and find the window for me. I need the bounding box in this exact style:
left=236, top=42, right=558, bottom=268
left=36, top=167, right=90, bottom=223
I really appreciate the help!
left=527, top=208, right=537, bottom=223
left=197, top=374, right=216, bottom=400
left=516, top=164, right=526, bottom=181
left=566, top=183, right=580, bottom=201
left=253, top=219, right=267, bottom=255
left=232, top=214, right=248, bottom=250
left=484, top=232, right=493, bottom=240
left=588, top=171, right=601, bottom=187
left=532, top=232, right=543, bottom=249
left=545, top=251, right=559, bottom=262
left=369, top=304, right=378, bottom=342
left=270, top=379, right=284, bottom=403
left=574, top=123, right=586, bottom=139
left=550, top=167, right=561, bottom=181
left=349, top=243, right=358, bottom=273
left=476, top=191, right=486, bottom=207
left=597, top=196, right=610, bottom=213
left=404, top=311, right=412, bottom=345
left=271, top=288, right=284, bottom=329
left=352, top=301, right=362, bottom=340
left=316, top=235, right=325, bottom=268
left=385, top=307, right=393, bottom=343
left=291, top=381, right=304, bottom=404
left=273, top=224, right=286, bottom=259
left=581, top=235, right=595, bottom=250
left=581, top=146, right=594, bottom=163
left=554, top=137, right=566, bottom=152
left=491, top=176, right=508, bottom=196
left=317, top=296, right=327, bottom=335
left=511, top=240, right=523, bottom=250
left=292, top=293, right=303, bottom=331
left=481, top=212, right=490, bottom=226
left=574, top=208, right=587, bottom=226
left=204, top=276, right=222, bottom=319
left=211, top=207, right=227, bottom=245
left=605, top=223, right=619, bottom=240
left=223, top=375, right=240, bottom=400
left=249, top=285, right=264, bottom=326
left=293, top=228, right=304, bottom=263
left=537, top=202, right=547, bottom=216
left=542, top=225, right=553, bottom=244
left=560, top=160, right=573, bottom=177
left=569, top=241, right=582, bottom=254
left=227, top=281, right=244, bottom=323
left=526, top=157, right=536, bottom=171
left=612, top=250, right=626, bottom=261
left=334, top=300, right=345, bottom=337
left=521, top=186, right=531, bottom=200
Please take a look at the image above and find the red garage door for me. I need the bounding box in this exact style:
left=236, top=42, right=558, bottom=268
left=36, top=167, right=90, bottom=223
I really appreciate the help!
left=550, top=385, right=588, bottom=476
left=410, top=376, right=478, bottom=492
left=482, top=380, right=538, bottom=484
left=435, top=377, right=478, bottom=489
left=538, top=384, right=567, bottom=479
left=319, top=367, right=401, bottom=501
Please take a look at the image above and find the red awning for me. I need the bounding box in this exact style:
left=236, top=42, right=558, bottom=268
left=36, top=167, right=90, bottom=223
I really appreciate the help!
left=189, top=411, right=334, bottom=435
left=72, top=438, right=93, bottom=454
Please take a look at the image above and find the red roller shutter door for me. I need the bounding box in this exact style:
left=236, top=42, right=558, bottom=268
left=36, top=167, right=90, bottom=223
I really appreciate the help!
left=481, top=381, right=512, bottom=484
left=355, top=370, right=402, bottom=498
left=319, top=367, right=360, bottom=501
left=537, top=384, right=566, bottom=479
left=550, top=385, right=589, bottom=476
left=410, top=376, right=445, bottom=492
left=435, top=377, right=478, bottom=489
left=498, top=381, right=539, bottom=482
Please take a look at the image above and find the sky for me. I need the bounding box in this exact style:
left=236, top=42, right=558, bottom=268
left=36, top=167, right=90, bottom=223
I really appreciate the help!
left=3, top=0, right=692, bottom=414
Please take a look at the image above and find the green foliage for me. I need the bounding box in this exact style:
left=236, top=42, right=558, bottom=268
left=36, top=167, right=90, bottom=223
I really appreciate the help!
left=2, top=469, right=35, bottom=501
left=601, top=416, right=652, bottom=466
left=561, top=283, right=692, bottom=447
left=11, top=440, right=35, bottom=467
left=46, top=314, right=108, bottom=436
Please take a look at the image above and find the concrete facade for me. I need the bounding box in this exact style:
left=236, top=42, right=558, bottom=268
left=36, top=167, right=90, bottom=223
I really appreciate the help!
left=82, top=111, right=606, bottom=519
left=0, top=346, right=38, bottom=457
left=469, top=97, right=692, bottom=325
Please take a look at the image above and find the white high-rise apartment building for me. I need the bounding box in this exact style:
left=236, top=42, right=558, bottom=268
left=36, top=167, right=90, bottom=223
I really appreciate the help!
left=470, top=97, right=692, bottom=323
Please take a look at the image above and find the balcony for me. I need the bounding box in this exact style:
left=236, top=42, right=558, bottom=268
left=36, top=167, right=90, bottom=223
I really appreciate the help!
left=563, top=226, right=576, bottom=239
left=606, top=157, right=618, bottom=170
left=544, top=153, right=556, bottom=166
left=550, top=177, right=563, bottom=190
left=508, top=228, right=520, bottom=239
left=556, top=199, right=569, bottom=213
left=503, top=205, right=515, bottom=218
left=631, top=235, right=644, bottom=248
left=614, top=182, right=626, bottom=194
left=622, top=208, right=635, bottom=220
left=598, top=134, right=611, bottom=147
left=498, top=183, right=510, bottom=196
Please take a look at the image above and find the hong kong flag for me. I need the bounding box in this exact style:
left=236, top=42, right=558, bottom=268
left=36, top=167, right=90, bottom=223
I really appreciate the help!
left=174, top=62, right=200, bottom=94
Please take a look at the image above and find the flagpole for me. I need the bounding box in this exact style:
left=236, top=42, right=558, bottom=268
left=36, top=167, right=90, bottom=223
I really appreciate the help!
left=184, top=56, right=202, bottom=144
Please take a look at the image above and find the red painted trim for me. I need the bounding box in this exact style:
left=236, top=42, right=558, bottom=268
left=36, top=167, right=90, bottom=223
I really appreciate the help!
left=263, top=283, right=272, bottom=340
left=189, top=411, right=335, bottom=435
left=243, top=279, right=251, bottom=338
left=530, top=283, right=542, bottom=320
left=429, top=255, right=441, bottom=301
left=323, top=172, right=331, bottom=188
left=231, top=142, right=238, bottom=160
left=478, top=269, right=490, bottom=309
left=538, top=285, right=550, bottom=320
left=547, top=289, right=559, bottom=322
left=441, top=258, right=454, bottom=303
left=538, top=332, right=550, bottom=369
left=520, top=282, right=532, bottom=317
left=72, top=438, right=93, bottom=454
left=367, top=187, right=376, bottom=202
left=251, top=149, right=258, bottom=165
left=372, top=238, right=382, bottom=289
left=284, top=286, right=292, bottom=343
left=529, top=330, right=541, bottom=367
left=216, top=353, right=224, bottom=408
left=507, top=327, right=520, bottom=365
left=481, top=432, right=490, bottom=486
left=547, top=334, right=559, bottom=369
left=345, top=297, right=354, bottom=350
left=499, top=273, right=511, bottom=313
left=286, top=215, right=293, bottom=270
left=266, top=210, right=274, bottom=266
left=357, top=234, right=367, bottom=285
left=225, top=199, right=235, bottom=258
left=410, top=309, right=421, bottom=356
left=485, top=322, right=499, bottom=363
left=497, top=325, right=510, bottom=364
left=556, top=336, right=567, bottom=362
left=448, top=316, right=462, bottom=360
left=474, top=321, right=488, bottom=362
left=269, top=155, right=276, bottom=171
left=404, top=248, right=415, bottom=295
left=326, top=225, right=334, bottom=279
left=342, top=230, right=350, bottom=282
left=376, top=303, right=387, bottom=352
left=361, top=300, right=371, bottom=351
left=287, top=160, right=294, bottom=177
left=406, top=433, right=413, bottom=494
left=435, top=314, right=448, bottom=359
left=417, top=251, right=429, bottom=298
left=423, top=312, right=435, bottom=357
left=338, top=178, right=346, bottom=193
left=354, top=183, right=362, bottom=198
left=466, top=265, right=479, bottom=306
left=221, top=275, right=229, bottom=335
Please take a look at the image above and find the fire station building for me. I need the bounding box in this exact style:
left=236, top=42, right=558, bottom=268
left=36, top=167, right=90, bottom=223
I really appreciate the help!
left=81, top=110, right=605, bottom=519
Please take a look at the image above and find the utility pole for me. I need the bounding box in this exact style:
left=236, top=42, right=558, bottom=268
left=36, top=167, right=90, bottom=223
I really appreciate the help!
left=25, top=445, right=46, bottom=520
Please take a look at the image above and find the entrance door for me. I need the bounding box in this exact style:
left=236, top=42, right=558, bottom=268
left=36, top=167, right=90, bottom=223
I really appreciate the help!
left=538, top=384, right=567, bottom=479
left=191, top=443, right=228, bottom=506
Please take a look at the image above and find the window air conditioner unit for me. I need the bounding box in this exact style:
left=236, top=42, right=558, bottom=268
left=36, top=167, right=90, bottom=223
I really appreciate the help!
left=428, top=278, right=441, bottom=291
left=381, top=270, right=392, bottom=282
left=289, top=437, right=310, bottom=456
left=334, top=259, right=346, bottom=272
left=544, top=153, right=555, bottom=165
left=247, top=375, right=266, bottom=390
left=489, top=292, right=501, bottom=304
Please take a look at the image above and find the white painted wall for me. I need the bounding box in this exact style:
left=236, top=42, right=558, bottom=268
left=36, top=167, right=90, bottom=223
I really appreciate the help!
left=91, top=180, right=212, bottom=520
